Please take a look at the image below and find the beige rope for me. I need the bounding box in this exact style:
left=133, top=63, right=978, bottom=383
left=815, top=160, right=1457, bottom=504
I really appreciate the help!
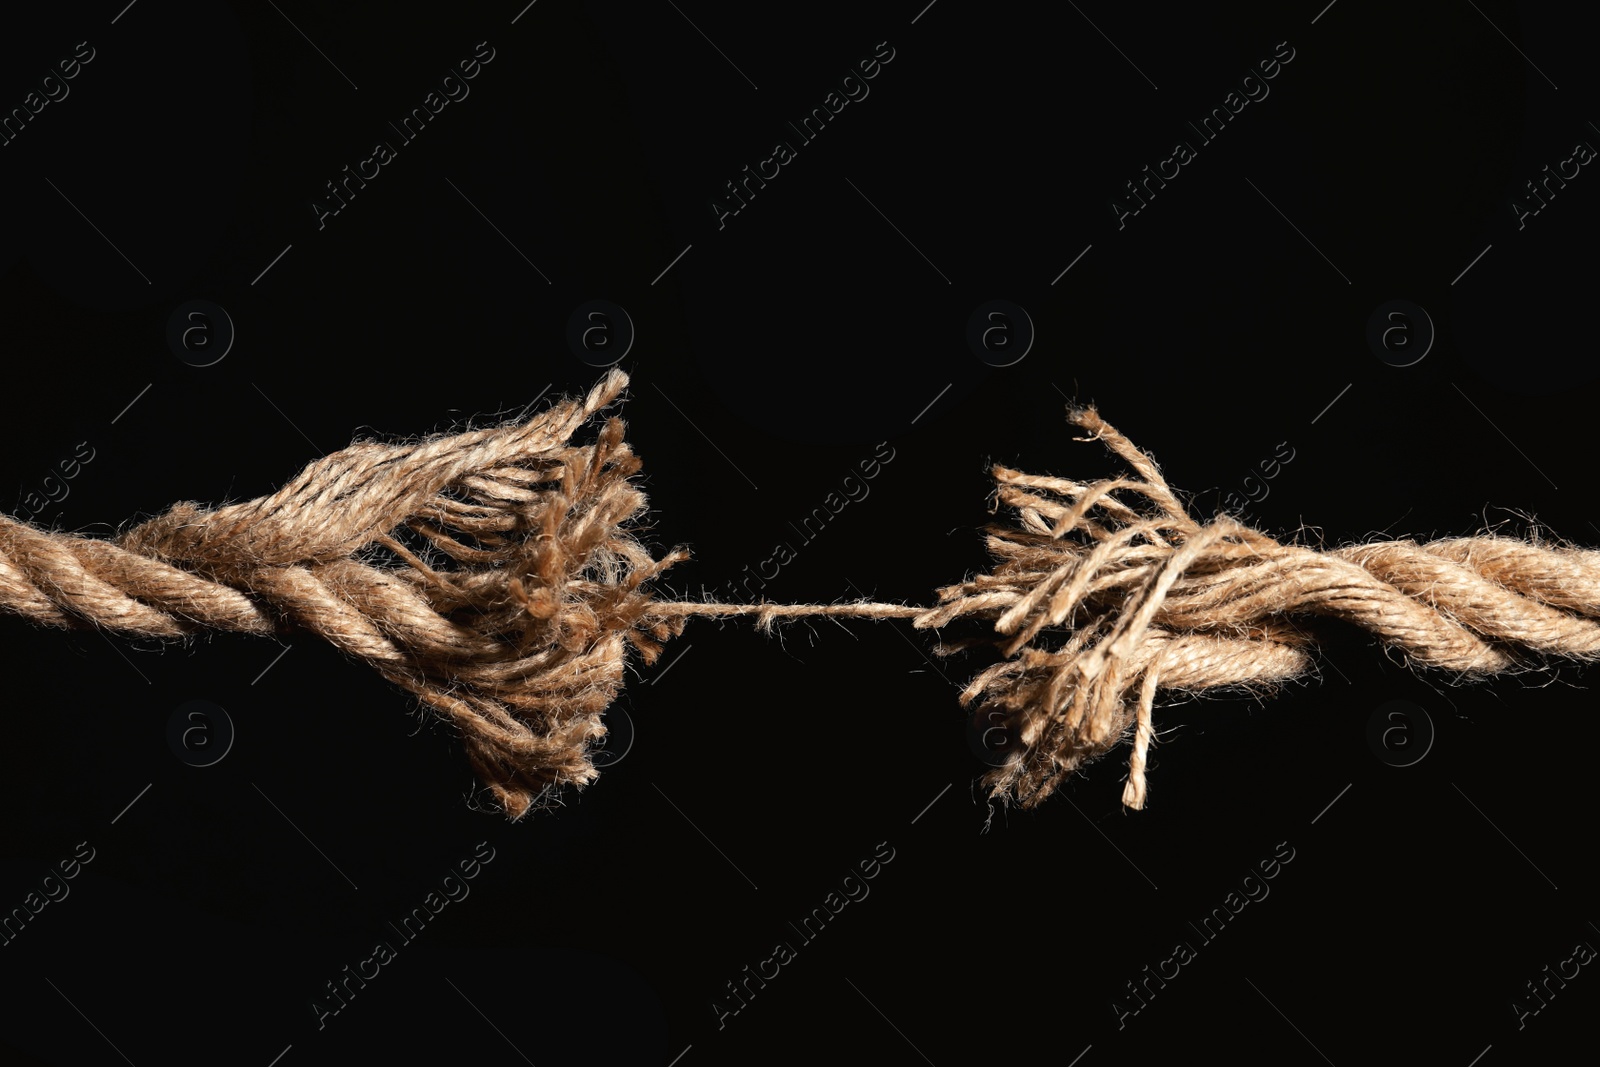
left=925, top=406, right=1600, bottom=812
left=0, top=369, right=687, bottom=819
left=2, top=373, right=1594, bottom=819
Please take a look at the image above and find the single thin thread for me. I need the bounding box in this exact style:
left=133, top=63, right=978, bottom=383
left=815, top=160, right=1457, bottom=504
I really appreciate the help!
left=647, top=600, right=923, bottom=628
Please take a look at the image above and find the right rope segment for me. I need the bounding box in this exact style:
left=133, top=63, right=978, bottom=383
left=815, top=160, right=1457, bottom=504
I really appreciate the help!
left=919, top=406, right=1600, bottom=813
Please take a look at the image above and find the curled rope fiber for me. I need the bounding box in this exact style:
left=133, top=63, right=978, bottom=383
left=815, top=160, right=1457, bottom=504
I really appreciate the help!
left=3, top=373, right=1597, bottom=818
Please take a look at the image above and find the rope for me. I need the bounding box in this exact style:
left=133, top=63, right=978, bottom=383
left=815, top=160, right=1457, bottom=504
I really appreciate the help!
left=2, top=373, right=1592, bottom=818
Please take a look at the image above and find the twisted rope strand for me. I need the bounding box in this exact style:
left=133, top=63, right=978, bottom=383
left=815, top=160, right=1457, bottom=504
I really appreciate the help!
left=0, top=370, right=691, bottom=818
left=930, top=406, right=1600, bottom=812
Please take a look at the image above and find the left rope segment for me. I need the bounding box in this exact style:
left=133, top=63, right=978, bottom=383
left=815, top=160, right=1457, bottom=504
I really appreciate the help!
left=0, top=370, right=699, bottom=819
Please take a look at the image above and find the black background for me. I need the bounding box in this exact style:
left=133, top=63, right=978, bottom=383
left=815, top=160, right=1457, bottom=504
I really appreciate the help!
left=1, top=2, right=1596, bottom=1064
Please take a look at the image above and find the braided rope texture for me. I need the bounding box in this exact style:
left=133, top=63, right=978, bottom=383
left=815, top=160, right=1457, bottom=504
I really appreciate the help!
left=0, top=369, right=688, bottom=819
left=921, top=406, right=1600, bottom=813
